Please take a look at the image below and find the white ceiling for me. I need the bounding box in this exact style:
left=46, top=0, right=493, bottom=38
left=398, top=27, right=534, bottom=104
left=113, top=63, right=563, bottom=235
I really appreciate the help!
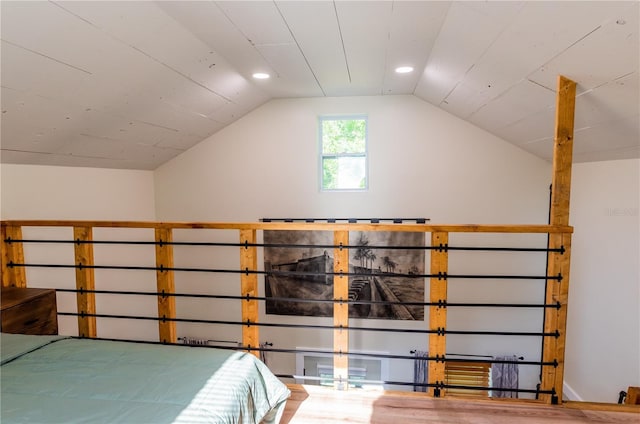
left=1, top=1, right=638, bottom=170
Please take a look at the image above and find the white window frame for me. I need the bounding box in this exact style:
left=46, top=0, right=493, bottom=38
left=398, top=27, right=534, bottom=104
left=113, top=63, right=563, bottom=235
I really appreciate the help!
left=318, top=115, right=369, bottom=192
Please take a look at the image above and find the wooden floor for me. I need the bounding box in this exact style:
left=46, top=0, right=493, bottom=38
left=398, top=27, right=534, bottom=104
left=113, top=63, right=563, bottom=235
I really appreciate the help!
left=280, top=385, right=639, bottom=424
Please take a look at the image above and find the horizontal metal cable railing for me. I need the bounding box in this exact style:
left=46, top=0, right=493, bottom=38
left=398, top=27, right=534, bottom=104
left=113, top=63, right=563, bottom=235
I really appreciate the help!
left=1, top=219, right=572, bottom=403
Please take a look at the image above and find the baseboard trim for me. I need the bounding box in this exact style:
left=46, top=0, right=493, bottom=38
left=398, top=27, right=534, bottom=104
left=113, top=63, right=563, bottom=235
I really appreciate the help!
left=563, top=381, right=583, bottom=401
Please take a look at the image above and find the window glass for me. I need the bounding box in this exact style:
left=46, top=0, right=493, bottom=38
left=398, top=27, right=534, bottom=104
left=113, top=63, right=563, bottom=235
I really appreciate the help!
left=320, top=116, right=367, bottom=191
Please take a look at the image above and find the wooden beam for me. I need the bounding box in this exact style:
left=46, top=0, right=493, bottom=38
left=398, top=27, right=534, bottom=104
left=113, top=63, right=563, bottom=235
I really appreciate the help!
left=155, top=228, right=177, bottom=343
left=0, top=220, right=573, bottom=235
left=73, top=226, right=97, bottom=337
left=541, top=75, right=576, bottom=403
left=541, top=232, right=572, bottom=403
left=333, top=230, right=350, bottom=390
left=1, top=224, right=26, bottom=288
left=550, top=75, right=577, bottom=226
left=240, top=229, right=259, bottom=357
left=428, top=232, right=448, bottom=396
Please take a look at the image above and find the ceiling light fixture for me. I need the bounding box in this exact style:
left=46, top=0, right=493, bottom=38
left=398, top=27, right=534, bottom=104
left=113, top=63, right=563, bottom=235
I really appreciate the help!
left=395, top=66, right=414, bottom=74
left=252, top=72, right=270, bottom=79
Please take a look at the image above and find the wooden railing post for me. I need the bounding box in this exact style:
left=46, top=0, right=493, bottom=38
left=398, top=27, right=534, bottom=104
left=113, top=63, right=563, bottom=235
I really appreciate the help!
left=541, top=75, right=576, bottom=403
left=155, top=228, right=177, bottom=343
left=333, top=230, right=350, bottom=390
left=541, top=232, right=572, bottom=403
left=73, top=226, right=97, bottom=337
left=428, top=231, right=448, bottom=396
left=550, top=75, right=577, bottom=227
left=1, top=224, right=26, bottom=288
left=240, top=229, right=259, bottom=357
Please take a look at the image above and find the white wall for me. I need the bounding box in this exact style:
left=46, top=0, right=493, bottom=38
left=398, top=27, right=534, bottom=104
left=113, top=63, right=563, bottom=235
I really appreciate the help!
left=0, top=163, right=158, bottom=339
left=154, top=95, right=554, bottom=394
left=0, top=163, right=155, bottom=220
left=155, top=95, right=549, bottom=224
left=565, top=158, right=640, bottom=402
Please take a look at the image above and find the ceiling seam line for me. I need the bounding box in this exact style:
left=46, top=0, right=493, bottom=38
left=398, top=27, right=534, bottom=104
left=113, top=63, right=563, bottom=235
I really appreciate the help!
left=214, top=1, right=283, bottom=82
left=333, top=0, right=352, bottom=84
left=526, top=25, right=602, bottom=82
left=50, top=1, right=234, bottom=104
left=381, top=1, right=393, bottom=95
left=411, top=3, right=453, bottom=95
left=123, top=45, right=234, bottom=104
left=273, top=1, right=325, bottom=96
left=30, top=90, right=189, bottom=134
left=469, top=77, right=551, bottom=121
left=527, top=79, right=556, bottom=93
left=1, top=39, right=92, bottom=75
left=440, top=2, right=526, bottom=105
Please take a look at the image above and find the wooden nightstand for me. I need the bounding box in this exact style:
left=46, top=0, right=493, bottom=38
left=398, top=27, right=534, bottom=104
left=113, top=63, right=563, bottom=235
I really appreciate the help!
left=1, top=286, right=58, bottom=335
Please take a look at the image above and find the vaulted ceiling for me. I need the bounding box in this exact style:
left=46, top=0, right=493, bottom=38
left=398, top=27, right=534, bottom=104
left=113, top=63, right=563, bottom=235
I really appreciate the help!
left=1, top=1, right=638, bottom=170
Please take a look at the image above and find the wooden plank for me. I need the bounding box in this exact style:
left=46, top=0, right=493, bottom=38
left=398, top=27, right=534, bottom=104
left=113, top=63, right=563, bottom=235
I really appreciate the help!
left=541, top=233, right=561, bottom=404
left=282, top=384, right=640, bottom=423
left=1, top=225, right=26, bottom=288
left=625, top=387, right=640, bottom=405
left=563, top=400, right=640, bottom=413
left=240, top=229, right=259, bottom=357
left=0, top=224, right=8, bottom=288
left=428, top=232, right=448, bottom=397
left=73, top=226, right=97, bottom=338
left=155, top=228, right=176, bottom=343
left=0, top=220, right=573, bottom=234
left=541, top=232, right=572, bottom=403
left=552, top=233, right=571, bottom=402
left=541, top=75, right=576, bottom=404
left=550, top=75, right=577, bottom=227
left=333, top=230, right=349, bottom=390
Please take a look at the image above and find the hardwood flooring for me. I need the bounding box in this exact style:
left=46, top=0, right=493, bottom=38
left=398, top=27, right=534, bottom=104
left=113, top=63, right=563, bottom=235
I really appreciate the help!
left=280, top=385, right=639, bottom=424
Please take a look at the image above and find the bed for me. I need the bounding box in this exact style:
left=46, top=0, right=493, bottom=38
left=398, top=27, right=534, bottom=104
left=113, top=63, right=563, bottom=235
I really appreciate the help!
left=0, top=333, right=290, bottom=423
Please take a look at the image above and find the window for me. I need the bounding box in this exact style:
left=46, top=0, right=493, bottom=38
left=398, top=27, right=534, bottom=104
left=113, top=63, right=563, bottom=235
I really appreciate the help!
left=319, top=116, right=368, bottom=191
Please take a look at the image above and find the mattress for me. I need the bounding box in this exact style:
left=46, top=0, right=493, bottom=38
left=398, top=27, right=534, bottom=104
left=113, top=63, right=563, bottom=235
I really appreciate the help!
left=1, top=333, right=290, bottom=423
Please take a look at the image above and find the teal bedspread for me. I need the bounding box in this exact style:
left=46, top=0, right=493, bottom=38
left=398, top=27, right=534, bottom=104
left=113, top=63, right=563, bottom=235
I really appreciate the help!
left=0, top=333, right=290, bottom=423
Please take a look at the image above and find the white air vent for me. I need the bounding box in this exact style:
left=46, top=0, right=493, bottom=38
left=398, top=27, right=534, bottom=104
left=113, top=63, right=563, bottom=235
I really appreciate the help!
left=296, top=348, right=389, bottom=389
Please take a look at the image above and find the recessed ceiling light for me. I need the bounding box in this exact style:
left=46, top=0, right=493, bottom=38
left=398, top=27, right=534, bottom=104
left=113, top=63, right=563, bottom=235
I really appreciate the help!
left=252, top=72, right=270, bottom=79
left=395, top=66, right=414, bottom=74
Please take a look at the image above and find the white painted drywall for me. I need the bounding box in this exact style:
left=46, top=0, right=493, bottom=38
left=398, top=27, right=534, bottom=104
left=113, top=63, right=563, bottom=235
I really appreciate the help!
left=154, top=95, right=554, bottom=394
left=564, top=158, right=640, bottom=402
left=155, top=95, right=550, bottom=224
left=0, top=163, right=155, bottom=220
left=0, top=163, right=158, bottom=340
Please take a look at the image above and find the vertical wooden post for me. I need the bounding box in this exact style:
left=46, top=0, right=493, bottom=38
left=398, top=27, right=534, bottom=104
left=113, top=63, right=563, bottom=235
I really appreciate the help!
left=73, top=226, right=97, bottom=338
left=333, top=230, right=350, bottom=390
left=550, top=75, right=577, bottom=227
left=155, top=228, right=177, bottom=343
left=240, top=229, right=259, bottom=358
left=428, top=232, right=448, bottom=396
left=542, top=233, right=572, bottom=403
left=1, top=224, right=26, bottom=288
left=541, top=75, right=576, bottom=403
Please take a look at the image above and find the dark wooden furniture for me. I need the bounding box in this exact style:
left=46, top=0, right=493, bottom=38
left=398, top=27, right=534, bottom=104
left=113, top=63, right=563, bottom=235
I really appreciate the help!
left=626, top=386, right=640, bottom=405
left=1, top=287, right=58, bottom=335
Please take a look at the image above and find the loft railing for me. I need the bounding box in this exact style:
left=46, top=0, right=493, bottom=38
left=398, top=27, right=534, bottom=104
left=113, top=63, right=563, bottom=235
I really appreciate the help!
left=1, top=219, right=572, bottom=403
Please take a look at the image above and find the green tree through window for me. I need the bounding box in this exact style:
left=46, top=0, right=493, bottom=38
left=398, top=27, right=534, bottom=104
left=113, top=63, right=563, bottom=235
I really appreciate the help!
left=320, top=116, right=367, bottom=190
